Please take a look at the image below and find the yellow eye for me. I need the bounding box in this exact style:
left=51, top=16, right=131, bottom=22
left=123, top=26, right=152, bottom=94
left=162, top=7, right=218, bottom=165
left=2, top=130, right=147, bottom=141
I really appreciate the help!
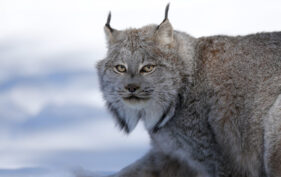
left=115, top=65, right=127, bottom=73
left=140, top=65, right=155, bottom=73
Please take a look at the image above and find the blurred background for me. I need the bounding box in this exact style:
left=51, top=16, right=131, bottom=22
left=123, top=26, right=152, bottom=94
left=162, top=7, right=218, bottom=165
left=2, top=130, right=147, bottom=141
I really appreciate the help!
left=0, top=0, right=281, bottom=176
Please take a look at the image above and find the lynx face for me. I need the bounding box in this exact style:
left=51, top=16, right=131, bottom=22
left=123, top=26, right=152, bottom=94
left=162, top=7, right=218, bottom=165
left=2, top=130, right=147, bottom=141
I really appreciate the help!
left=102, top=47, right=158, bottom=109
left=97, top=7, right=185, bottom=133
left=99, top=41, right=179, bottom=107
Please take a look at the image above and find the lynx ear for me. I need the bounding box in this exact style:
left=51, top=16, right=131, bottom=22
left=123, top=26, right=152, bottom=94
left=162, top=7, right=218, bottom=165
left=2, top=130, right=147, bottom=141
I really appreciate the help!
left=104, top=12, right=120, bottom=45
left=155, top=3, right=174, bottom=46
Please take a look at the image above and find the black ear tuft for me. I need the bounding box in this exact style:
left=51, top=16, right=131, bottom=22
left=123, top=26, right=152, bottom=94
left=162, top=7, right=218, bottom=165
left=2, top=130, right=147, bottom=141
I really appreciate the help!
left=105, top=11, right=114, bottom=33
left=157, top=3, right=170, bottom=30
left=164, top=3, right=170, bottom=22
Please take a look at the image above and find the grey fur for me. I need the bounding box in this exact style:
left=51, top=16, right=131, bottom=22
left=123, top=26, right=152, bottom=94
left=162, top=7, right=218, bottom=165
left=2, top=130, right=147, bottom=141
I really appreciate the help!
left=96, top=5, right=281, bottom=177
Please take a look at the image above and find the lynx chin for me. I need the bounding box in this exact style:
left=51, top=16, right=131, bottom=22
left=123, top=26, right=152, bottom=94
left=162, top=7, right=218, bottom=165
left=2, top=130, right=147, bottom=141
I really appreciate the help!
left=96, top=4, right=281, bottom=177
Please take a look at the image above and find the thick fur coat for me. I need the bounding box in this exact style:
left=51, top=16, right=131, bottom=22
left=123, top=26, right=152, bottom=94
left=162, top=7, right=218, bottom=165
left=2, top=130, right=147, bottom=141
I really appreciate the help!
left=97, top=5, right=281, bottom=177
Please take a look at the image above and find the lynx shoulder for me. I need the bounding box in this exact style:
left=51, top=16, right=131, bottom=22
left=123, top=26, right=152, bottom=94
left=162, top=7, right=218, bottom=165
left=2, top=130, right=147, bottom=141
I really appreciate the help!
left=97, top=4, right=281, bottom=177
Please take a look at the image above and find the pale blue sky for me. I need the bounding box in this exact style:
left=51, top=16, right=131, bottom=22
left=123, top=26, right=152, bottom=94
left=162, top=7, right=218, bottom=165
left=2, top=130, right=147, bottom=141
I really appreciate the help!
left=0, top=0, right=281, bottom=176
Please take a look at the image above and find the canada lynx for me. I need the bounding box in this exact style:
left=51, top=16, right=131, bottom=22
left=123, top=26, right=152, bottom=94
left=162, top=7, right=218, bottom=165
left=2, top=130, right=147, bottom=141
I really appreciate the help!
left=97, top=4, right=281, bottom=177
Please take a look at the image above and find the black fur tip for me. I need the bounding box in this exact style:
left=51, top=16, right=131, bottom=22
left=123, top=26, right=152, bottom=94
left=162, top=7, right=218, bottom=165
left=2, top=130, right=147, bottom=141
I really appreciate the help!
left=164, top=3, right=170, bottom=21
left=105, top=11, right=114, bottom=32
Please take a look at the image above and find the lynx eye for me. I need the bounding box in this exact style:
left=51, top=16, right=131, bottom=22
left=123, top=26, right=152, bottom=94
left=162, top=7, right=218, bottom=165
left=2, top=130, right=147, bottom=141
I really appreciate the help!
left=114, top=64, right=127, bottom=73
left=140, top=65, right=155, bottom=74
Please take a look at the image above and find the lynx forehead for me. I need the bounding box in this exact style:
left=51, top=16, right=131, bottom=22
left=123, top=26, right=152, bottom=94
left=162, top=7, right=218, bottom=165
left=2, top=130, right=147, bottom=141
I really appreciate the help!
left=96, top=3, right=281, bottom=177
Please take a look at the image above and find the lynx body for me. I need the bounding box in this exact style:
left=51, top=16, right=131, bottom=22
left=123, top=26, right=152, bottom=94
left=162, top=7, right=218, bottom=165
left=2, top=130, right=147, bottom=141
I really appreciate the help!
left=97, top=5, right=281, bottom=177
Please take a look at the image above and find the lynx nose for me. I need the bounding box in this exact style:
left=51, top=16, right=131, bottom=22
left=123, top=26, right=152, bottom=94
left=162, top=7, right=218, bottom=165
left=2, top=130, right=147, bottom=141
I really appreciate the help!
left=125, top=84, right=140, bottom=93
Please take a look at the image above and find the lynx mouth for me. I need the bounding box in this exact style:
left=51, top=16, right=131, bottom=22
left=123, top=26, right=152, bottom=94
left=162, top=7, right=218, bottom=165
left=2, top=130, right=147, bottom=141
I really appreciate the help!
left=123, top=95, right=149, bottom=101
left=122, top=95, right=150, bottom=105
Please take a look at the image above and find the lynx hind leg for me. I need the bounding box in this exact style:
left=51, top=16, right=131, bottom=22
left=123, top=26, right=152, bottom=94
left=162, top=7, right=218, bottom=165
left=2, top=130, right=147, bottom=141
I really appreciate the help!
left=264, top=94, right=281, bottom=177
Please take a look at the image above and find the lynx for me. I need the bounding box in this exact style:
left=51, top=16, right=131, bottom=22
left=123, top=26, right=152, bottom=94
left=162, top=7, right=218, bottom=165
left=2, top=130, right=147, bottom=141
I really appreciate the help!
left=96, top=4, right=281, bottom=177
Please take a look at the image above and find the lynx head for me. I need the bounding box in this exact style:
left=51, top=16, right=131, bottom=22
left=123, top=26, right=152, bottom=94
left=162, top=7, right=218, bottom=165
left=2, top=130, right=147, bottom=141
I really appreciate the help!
left=97, top=4, right=186, bottom=133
